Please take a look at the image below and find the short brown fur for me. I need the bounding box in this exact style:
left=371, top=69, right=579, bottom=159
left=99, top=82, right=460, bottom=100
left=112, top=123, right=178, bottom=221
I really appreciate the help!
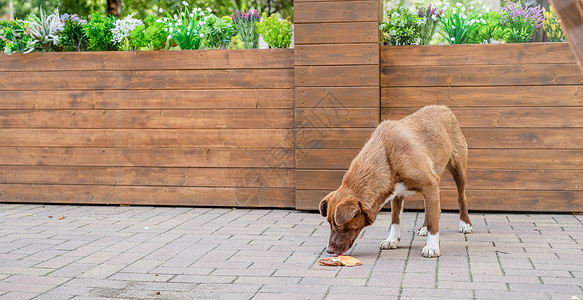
left=320, top=105, right=472, bottom=256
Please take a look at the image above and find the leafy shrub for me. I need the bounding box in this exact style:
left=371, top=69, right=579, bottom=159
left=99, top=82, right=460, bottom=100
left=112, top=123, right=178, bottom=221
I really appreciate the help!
left=379, top=2, right=423, bottom=46
left=59, top=13, right=88, bottom=51
left=255, top=12, right=292, bottom=48
left=27, top=6, right=63, bottom=52
left=1, top=19, right=35, bottom=54
left=162, top=3, right=211, bottom=50
left=467, top=10, right=510, bottom=43
left=500, top=1, right=543, bottom=43
left=417, top=4, right=443, bottom=45
left=543, top=5, right=565, bottom=42
left=111, top=14, right=143, bottom=51
left=130, top=15, right=172, bottom=51
left=203, top=15, right=236, bottom=49
left=84, top=12, right=117, bottom=51
left=439, top=3, right=483, bottom=44
left=232, top=9, right=260, bottom=49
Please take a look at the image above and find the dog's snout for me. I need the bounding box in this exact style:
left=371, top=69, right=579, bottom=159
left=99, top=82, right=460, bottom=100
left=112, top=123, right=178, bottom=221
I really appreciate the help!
left=326, top=247, right=335, bottom=254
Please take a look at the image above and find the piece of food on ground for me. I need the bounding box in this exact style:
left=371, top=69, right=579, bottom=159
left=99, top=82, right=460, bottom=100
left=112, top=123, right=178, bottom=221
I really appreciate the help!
left=318, top=255, right=362, bottom=267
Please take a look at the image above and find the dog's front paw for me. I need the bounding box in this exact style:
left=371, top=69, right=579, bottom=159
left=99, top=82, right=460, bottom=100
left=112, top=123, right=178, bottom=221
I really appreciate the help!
left=422, top=245, right=440, bottom=258
left=459, top=220, right=473, bottom=234
left=422, top=232, right=440, bottom=258
left=417, top=226, right=428, bottom=236
left=380, top=237, right=400, bottom=250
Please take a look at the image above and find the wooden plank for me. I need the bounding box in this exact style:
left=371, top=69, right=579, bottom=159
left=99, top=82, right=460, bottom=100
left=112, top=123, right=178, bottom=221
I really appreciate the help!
left=0, top=89, right=294, bottom=110
left=296, top=66, right=379, bottom=87
left=296, top=189, right=583, bottom=212
left=294, top=22, right=378, bottom=44
left=0, top=109, right=293, bottom=129
left=381, top=64, right=583, bottom=87
left=0, top=69, right=294, bottom=91
left=0, top=129, right=294, bottom=148
left=296, top=128, right=373, bottom=149
left=382, top=107, right=583, bottom=128
left=469, top=149, right=583, bottom=170
left=0, top=166, right=294, bottom=188
left=296, top=87, right=379, bottom=108
left=296, top=149, right=359, bottom=169
left=295, top=1, right=379, bottom=23
left=439, top=170, right=583, bottom=191
left=0, top=184, right=295, bottom=208
left=463, top=128, right=583, bottom=149
left=549, top=0, right=583, bottom=70
left=295, top=44, right=378, bottom=66
left=381, top=43, right=576, bottom=66
left=295, top=108, right=377, bottom=128
left=0, top=147, right=295, bottom=168
left=381, top=86, right=583, bottom=108
left=0, top=49, right=294, bottom=71
left=296, top=170, right=344, bottom=189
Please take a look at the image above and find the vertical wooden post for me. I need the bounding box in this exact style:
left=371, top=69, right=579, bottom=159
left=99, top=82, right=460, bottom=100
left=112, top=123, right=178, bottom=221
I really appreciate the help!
left=549, top=0, right=583, bottom=71
left=294, top=0, right=381, bottom=210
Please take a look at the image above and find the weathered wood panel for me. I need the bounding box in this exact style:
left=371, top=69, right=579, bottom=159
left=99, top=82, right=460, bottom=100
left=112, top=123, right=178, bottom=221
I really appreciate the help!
left=294, top=1, right=379, bottom=23
left=0, top=147, right=295, bottom=168
left=0, top=89, right=294, bottom=110
left=295, top=44, right=379, bottom=66
left=381, top=43, right=576, bottom=66
left=0, top=49, right=295, bottom=208
left=382, top=86, right=583, bottom=107
left=0, top=49, right=294, bottom=71
left=294, top=23, right=378, bottom=45
left=381, top=44, right=583, bottom=213
left=295, top=108, right=377, bottom=128
left=0, top=69, right=294, bottom=90
left=296, top=87, right=379, bottom=108
left=296, top=66, right=379, bottom=87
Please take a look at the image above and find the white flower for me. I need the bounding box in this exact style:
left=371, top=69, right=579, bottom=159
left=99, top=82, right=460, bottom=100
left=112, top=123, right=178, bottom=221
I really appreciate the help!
left=206, top=7, right=212, bottom=13
left=159, top=8, right=163, bottom=13
left=111, top=15, right=143, bottom=45
left=461, top=7, right=466, bottom=12
left=199, top=33, right=204, bottom=37
left=189, top=13, right=194, bottom=18
left=182, top=1, right=189, bottom=6
left=456, top=3, right=462, bottom=7
left=173, top=14, right=178, bottom=19
left=431, top=15, right=437, bottom=21
left=181, top=12, right=185, bottom=16
left=451, top=37, right=455, bottom=41
left=199, top=21, right=204, bottom=25
left=197, top=7, right=202, bottom=12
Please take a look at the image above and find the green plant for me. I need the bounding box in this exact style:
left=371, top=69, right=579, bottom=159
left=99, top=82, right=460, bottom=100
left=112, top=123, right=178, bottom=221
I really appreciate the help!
left=0, top=19, right=35, bottom=55
left=467, top=10, right=509, bottom=43
left=500, top=1, right=543, bottom=43
left=162, top=3, right=211, bottom=50
left=83, top=12, right=117, bottom=51
left=111, top=14, right=143, bottom=51
left=231, top=9, right=260, bottom=49
left=439, top=3, right=483, bottom=44
left=203, top=15, right=236, bottom=49
left=255, top=12, right=292, bottom=48
left=543, top=5, right=565, bottom=42
left=417, top=4, right=443, bottom=45
left=59, top=13, right=88, bottom=51
left=379, top=2, right=423, bottom=46
left=130, top=15, right=172, bottom=51
left=27, top=6, right=63, bottom=52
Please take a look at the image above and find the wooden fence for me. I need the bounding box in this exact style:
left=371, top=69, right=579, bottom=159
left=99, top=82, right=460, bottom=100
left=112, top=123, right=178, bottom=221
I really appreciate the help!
left=381, top=43, right=583, bottom=212
left=0, top=49, right=296, bottom=208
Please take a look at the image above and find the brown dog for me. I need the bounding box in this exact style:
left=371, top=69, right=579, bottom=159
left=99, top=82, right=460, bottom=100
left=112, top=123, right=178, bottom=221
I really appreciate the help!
left=319, top=105, right=472, bottom=258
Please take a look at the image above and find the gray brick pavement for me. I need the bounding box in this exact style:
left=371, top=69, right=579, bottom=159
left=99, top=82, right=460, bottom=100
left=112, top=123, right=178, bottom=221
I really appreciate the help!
left=0, top=204, right=581, bottom=299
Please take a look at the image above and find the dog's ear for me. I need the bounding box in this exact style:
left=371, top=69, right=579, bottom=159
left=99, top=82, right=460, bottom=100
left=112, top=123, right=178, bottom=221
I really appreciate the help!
left=319, top=191, right=336, bottom=217
left=334, top=198, right=361, bottom=227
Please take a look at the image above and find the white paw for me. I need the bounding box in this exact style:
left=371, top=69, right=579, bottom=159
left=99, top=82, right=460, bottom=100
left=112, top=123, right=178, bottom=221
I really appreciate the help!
left=422, top=232, right=440, bottom=258
left=459, top=220, right=473, bottom=234
left=380, top=224, right=401, bottom=250
left=380, top=238, right=400, bottom=250
left=417, top=226, right=428, bottom=236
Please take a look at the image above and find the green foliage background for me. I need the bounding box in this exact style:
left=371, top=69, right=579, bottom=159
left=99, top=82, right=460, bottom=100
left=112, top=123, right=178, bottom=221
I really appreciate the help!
left=1, top=0, right=293, bottom=20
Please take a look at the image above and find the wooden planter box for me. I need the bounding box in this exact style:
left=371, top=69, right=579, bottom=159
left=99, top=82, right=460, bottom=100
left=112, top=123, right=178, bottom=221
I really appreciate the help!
left=0, top=49, right=296, bottom=208
left=381, top=42, right=583, bottom=212
left=0, top=42, right=581, bottom=213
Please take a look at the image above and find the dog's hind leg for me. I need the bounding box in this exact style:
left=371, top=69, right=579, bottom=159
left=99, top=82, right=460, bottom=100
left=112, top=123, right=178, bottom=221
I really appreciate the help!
left=449, top=134, right=473, bottom=234
left=380, top=196, right=404, bottom=250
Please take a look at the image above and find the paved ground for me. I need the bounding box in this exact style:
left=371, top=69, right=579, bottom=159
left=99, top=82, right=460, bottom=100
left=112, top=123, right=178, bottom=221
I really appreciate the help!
left=0, top=204, right=581, bottom=300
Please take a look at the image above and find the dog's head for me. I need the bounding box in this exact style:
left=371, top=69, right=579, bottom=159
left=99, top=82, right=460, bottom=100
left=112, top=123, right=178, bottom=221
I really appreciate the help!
left=319, top=190, right=374, bottom=255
